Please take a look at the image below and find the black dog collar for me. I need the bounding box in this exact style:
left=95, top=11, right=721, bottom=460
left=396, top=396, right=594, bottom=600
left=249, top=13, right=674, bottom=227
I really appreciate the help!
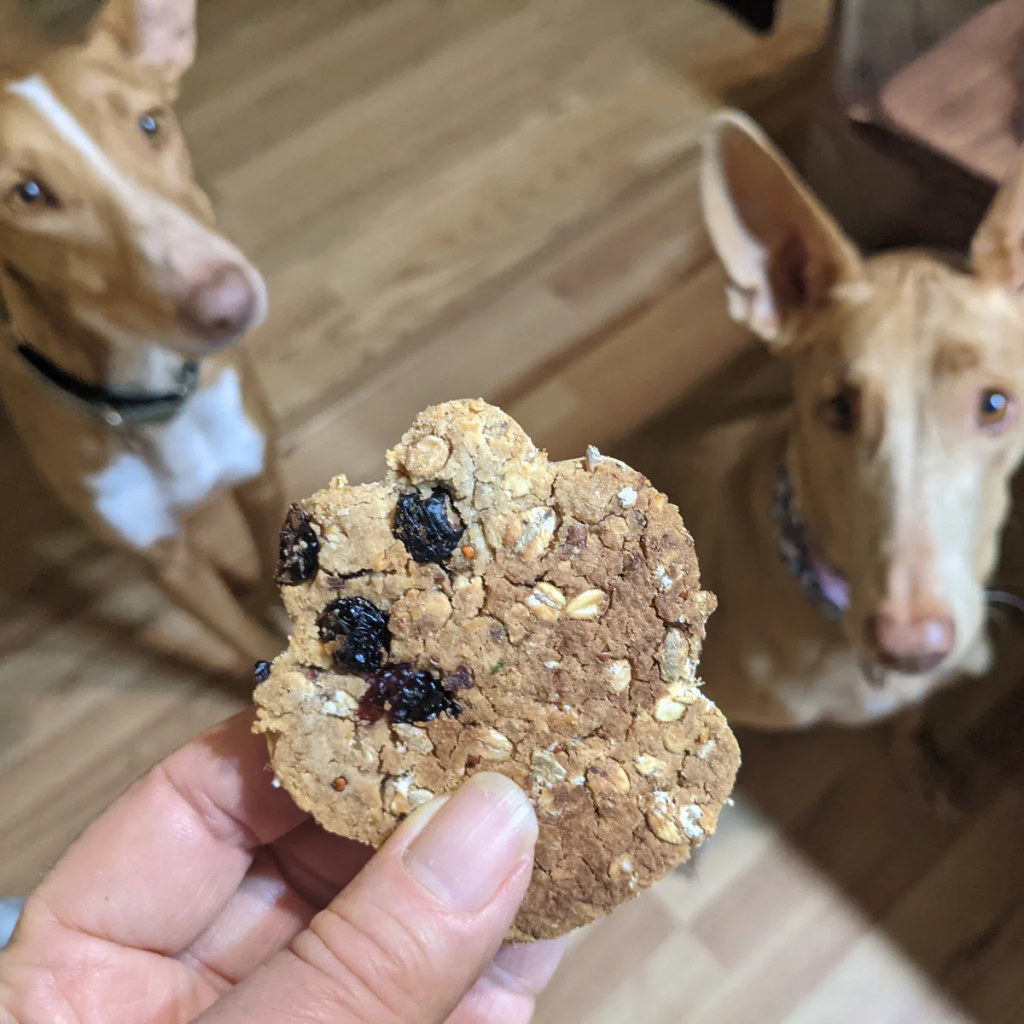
left=17, top=342, right=200, bottom=427
left=772, top=461, right=849, bottom=621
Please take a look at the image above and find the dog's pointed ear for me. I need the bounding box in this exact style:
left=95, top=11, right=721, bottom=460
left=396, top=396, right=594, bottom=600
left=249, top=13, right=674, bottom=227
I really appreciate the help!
left=96, top=0, right=196, bottom=83
left=971, top=146, right=1024, bottom=292
left=700, top=110, right=863, bottom=346
left=0, top=3, right=64, bottom=78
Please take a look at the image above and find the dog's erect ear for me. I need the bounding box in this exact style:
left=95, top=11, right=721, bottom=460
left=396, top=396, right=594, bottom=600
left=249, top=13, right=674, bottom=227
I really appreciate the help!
left=0, top=4, right=57, bottom=78
left=971, top=146, right=1024, bottom=292
left=700, top=110, right=863, bottom=345
left=96, top=0, right=196, bottom=82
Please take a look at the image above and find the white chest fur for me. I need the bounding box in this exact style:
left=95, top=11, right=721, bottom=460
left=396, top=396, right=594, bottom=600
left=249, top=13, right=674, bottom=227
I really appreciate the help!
left=88, top=367, right=265, bottom=549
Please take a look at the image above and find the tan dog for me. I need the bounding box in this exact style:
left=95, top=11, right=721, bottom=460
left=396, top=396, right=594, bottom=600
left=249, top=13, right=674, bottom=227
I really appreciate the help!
left=0, top=0, right=285, bottom=664
left=680, top=110, right=1024, bottom=731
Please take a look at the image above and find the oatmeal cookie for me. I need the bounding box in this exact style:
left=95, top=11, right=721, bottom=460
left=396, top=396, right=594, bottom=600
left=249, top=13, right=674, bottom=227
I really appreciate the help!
left=254, top=399, right=739, bottom=941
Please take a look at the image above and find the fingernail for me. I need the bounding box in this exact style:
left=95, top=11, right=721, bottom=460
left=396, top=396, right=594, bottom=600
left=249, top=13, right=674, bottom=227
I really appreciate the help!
left=405, top=772, right=537, bottom=911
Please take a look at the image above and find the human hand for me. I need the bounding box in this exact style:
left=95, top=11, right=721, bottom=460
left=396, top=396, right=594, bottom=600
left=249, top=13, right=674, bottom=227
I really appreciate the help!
left=0, top=709, right=565, bottom=1023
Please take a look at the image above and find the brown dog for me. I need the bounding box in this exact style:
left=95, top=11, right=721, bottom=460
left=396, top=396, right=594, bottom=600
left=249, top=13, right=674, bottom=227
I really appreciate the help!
left=681, top=110, right=1024, bottom=731
left=0, top=0, right=285, bottom=664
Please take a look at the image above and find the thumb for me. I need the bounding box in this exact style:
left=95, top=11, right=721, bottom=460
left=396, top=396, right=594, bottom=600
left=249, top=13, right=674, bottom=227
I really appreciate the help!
left=199, top=772, right=540, bottom=1024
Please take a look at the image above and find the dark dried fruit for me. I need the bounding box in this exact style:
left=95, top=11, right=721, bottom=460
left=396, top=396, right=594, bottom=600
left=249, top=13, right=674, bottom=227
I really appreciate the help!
left=357, top=663, right=462, bottom=725
left=254, top=660, right=272, bottom=682
left=275, top=505, right=319, bottom=585
left=563, top=523, right=588, bottom=553
left=444, top=666, right=475, bottom=691
left=394, top=488, right=465, bottom=563
left=465, top=754, right=481, bottom=770
left=318, top=597, right=391, bottom=672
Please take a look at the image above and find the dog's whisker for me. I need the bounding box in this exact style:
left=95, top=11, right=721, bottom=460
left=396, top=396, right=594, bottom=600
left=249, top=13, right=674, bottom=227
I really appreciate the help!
left=986, top=589, right=1024, bottom=614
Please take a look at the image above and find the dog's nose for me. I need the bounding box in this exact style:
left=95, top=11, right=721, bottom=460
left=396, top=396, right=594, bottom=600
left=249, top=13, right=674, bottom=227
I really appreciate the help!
left=863, top=613, right=956, bottom=675
left=179, top=264, right=258, bottom=343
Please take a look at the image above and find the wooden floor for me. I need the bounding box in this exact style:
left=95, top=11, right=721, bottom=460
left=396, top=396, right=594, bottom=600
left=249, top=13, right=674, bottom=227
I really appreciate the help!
left=6, top=0, right=1024, bottom=1020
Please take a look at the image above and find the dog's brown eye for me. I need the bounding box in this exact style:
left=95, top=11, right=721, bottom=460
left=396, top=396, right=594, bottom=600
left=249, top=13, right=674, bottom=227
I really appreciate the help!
left=978, top=388, right=1014, bottom=431
left=819, top=387, right=859, bottom=433
left=139, top=112, right=160, bottom=137
left=12, top=179, right=58, bottom=208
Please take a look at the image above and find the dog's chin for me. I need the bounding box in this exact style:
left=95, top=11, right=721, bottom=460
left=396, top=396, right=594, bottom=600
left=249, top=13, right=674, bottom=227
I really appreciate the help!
left=857, top=650, right=954, bottom=687
left=170, top=329, right=249, bottom=359
left=125, top=322, right=255, bottom=360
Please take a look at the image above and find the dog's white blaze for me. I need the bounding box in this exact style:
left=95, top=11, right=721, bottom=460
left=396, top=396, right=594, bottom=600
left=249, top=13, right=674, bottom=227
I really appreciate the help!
left=89, top=367, right=265, bottom=549
left=7, top=75, right=127, bottom=189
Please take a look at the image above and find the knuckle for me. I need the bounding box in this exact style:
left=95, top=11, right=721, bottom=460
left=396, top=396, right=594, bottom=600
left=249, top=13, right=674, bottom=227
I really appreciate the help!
left=292, top=897, right=439, bottom=1022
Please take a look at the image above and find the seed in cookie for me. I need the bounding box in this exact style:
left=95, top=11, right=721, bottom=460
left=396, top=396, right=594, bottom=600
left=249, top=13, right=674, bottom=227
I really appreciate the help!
left=394, top=487, right=465, bottom=564
left=275, top=505, right=320, bottom=585
left=318, top=597, right=391, bottom=672
left=357, top=663, right=462, bottom=725
left=331, top=776, right=348, bottom=792
left=564, top=588, right=608, bottom=620
left=254, top=660, right=272, bottom=682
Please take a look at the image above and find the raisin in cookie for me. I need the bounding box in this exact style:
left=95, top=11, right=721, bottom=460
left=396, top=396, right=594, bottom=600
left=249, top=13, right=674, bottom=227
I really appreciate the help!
left=254, top=399, right=739, bottom=941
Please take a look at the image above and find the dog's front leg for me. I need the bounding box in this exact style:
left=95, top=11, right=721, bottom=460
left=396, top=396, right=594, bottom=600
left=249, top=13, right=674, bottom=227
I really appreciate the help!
left=234, top=458, right=290, bottom=633
left=148, top=534, right=281, bottom=665
left=231, top=360, right=289, bottom=596
left=235, top=463, right=286, bottom=576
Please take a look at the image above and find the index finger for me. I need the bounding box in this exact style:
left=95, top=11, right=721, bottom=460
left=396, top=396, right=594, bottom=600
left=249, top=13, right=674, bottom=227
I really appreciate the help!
left=28, top=708, right=308, bottom=954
